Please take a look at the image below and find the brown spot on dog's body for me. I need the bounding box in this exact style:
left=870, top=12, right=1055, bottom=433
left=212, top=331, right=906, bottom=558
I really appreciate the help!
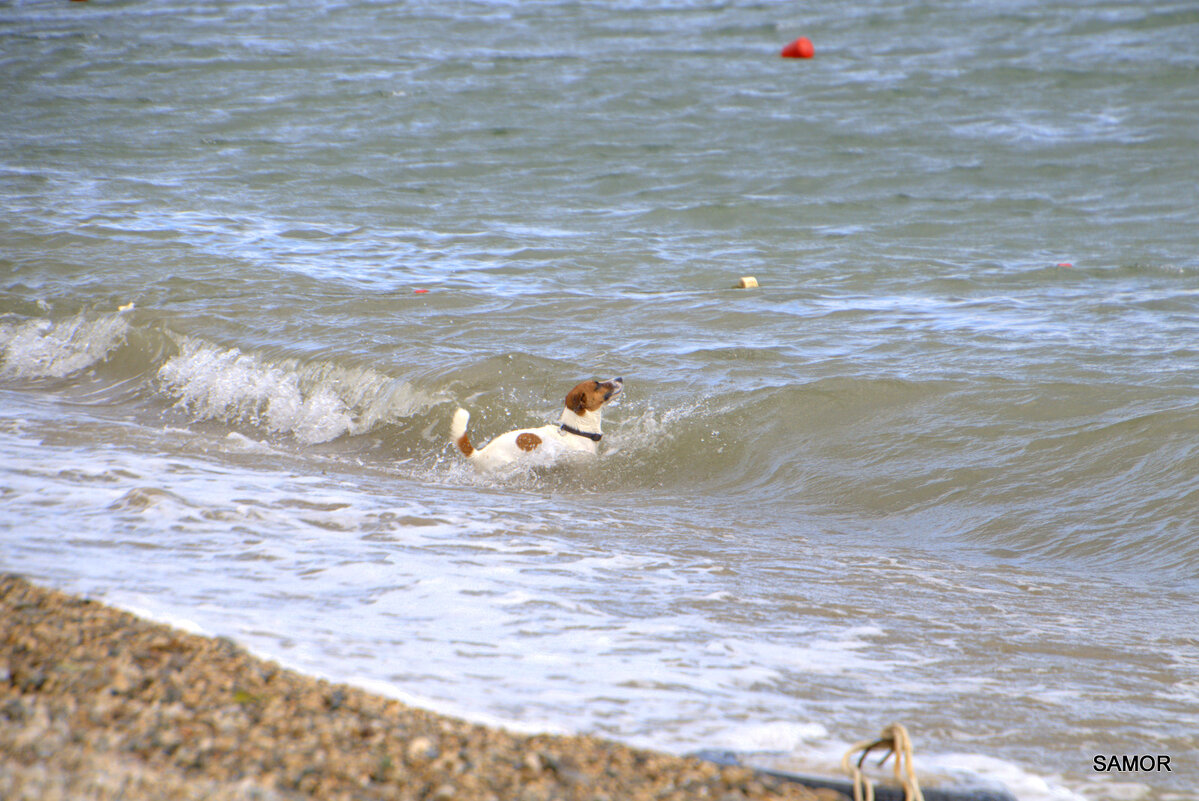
left=516, top=432, right=542, bottom=452
left=456, top=433, right=474, bottom=457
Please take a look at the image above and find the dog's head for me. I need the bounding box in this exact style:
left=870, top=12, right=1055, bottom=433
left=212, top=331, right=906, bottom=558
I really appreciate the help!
left=565, top=377, right=623, bottom=416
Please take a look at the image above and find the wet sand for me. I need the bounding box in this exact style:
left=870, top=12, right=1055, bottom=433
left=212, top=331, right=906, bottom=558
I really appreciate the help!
left=1, top=575, right=840, bottom=801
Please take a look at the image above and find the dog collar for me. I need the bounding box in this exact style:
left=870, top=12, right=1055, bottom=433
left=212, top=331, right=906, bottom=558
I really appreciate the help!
left=560, top=423, right=602, bottom=442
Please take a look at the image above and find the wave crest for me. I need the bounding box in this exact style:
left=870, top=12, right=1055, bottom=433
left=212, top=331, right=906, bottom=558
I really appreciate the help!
left=0, top=313, right=131, bottom=379
left=156, top=336, right=433, bottom=445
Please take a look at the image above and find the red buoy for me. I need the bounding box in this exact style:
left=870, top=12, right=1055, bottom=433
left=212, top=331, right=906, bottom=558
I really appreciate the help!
left=781, top=37, right=814, bottom=59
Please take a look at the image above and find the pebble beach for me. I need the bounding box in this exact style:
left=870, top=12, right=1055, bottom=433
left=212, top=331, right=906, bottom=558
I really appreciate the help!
left=0, top=575, right=839, bottom=801
left=5, top=3, right=1197, bottom=800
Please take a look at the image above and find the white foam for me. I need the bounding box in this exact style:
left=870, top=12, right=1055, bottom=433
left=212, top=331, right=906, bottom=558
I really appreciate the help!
left=156, top=335, right=433, bottom=444
left=710, top=720, right=830, bottom=753
left=604, top=399, right=706, bottom=456
left=343, top=677, right=569, bottom=736
left=223, top=431, right=274, bottom=451
left=0, top=313, right=129, bottom=378
left=921, top=753, right=1093, bottom=801
left=109, top=596, right=211, bottom=637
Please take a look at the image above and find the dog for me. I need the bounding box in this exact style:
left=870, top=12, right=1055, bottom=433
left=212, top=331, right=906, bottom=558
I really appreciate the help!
left=450, top=377, right=623, bottom=471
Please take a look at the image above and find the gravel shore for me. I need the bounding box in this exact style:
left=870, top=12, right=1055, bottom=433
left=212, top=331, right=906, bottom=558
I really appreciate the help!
left=1, top=575, right=840, bottom=801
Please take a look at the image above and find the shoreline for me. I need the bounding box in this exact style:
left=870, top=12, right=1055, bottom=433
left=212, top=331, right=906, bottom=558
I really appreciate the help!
left=1, top=574, right=839, bottom=801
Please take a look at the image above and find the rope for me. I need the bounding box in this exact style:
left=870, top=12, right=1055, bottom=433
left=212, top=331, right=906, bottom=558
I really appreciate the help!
left=840, top=723, right=925, bottom=801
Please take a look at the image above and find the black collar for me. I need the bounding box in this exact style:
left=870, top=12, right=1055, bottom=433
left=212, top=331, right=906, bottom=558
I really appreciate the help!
left=560, top=423, right=602, bottom=442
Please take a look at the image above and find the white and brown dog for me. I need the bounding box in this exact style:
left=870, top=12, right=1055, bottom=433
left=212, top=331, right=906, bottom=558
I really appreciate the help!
left=450, top=377, right=623, bottom=471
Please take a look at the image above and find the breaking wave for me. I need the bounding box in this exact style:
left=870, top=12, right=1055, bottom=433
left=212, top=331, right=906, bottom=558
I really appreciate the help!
left=156, top=334, right=435, bottom=445
left=0, top=312, right=131, bottom=380
left=0, top=310, right=440, bottom=447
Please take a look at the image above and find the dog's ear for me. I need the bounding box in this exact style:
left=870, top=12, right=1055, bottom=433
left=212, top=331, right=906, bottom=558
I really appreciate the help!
left=565, top=385, right=588, bottom=415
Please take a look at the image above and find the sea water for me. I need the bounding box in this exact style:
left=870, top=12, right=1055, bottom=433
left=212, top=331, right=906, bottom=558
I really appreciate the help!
left=2, top=2, right=1198, bottom=799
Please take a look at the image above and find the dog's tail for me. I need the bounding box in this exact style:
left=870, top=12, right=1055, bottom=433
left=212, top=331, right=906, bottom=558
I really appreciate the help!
left=450, top=408, right=474, bottom=457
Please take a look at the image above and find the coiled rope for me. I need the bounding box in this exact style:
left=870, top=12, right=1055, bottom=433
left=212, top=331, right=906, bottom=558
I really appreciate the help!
left=840, top=723, right=925, bottom=801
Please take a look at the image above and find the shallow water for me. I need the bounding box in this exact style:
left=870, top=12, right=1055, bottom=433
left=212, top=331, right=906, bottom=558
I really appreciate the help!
left=3, top=1, right=1198, bottom=799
